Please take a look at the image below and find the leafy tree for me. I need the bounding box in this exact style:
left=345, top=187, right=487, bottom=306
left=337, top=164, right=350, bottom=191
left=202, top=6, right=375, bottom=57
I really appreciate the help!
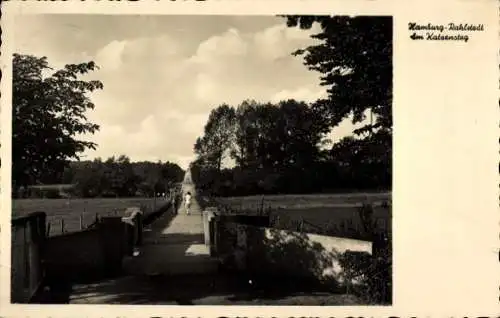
left=284, top=15, right=393, bottom=191
left=328, top=130, right=392, bottom=190
left=194, top=104, right=236, bottom=171
left=275, top=99, right=329, bottom=169
left=231, top=99, right=326, bottom=171
left=231, top=100, right=277, bottom=169
left=284, top=16, right=392, bottom=135
left=12, top=54, right=103, bottom=191
left=230, top=100, right=261, bottom=169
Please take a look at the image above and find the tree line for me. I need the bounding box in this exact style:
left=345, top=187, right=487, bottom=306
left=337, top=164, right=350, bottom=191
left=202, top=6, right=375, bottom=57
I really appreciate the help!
left=191, top=16, right=392, bottom=196
left=66, top=155, right=184, bottom=198
left=16, top=155, right=185, bottom=199
left=190, top=100, right=391, bottom=196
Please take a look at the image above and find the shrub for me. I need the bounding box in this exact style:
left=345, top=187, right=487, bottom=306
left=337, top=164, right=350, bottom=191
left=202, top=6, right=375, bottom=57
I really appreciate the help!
left=339, top=233, right=392, bottom=304
left=336, top=203, right=392, bottom=304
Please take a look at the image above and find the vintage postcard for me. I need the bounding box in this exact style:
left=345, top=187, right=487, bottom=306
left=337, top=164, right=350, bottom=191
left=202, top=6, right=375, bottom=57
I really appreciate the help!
left=0, top=0, right=498, bottom=317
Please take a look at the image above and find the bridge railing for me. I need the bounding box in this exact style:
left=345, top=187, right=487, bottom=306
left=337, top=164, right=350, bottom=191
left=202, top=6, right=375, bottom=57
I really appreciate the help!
left=11, top=206, right=149, bottom=302
left=11, top=211, right=47, bottom=303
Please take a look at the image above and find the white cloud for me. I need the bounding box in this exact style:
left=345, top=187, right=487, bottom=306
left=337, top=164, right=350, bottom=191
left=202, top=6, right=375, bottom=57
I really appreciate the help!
left=84, top=23, right=339, bottom=169
left=191, top=28, right=248, bottom=64
left=95, top=40, right=127, bottom=71
left=82, top=109, right=208, bottom=169
left=185, top=23, right=326, bottom=108
left=121, top=35, right=181, bottom=62
left=253, top=23, right=321, bottom=61
left=16, top=16, right=360, bottom=170
left=194, top=73, right=218, bottom=103
left=182, top=113, right=209, bottom=136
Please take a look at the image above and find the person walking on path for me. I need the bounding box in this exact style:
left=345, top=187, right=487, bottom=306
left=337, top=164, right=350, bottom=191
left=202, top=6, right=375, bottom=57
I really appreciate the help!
left=171, top=191, right=177, bottom=215
left=184, top=191, right=192, bottom=215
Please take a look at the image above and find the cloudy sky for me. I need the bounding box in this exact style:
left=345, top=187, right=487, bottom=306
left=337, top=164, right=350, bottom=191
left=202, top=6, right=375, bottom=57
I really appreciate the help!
left=14, top=14, right=363, bottom=169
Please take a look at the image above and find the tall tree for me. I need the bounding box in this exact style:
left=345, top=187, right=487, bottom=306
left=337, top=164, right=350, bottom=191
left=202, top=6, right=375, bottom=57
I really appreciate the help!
left=194, top=104, right=236, bottom=171
left=276, top=99, right=328, bottom=168
left=231, top=99, right=326, bottom=170
left=284, top=16, right=393, bottom=135
left=12, top=54, right=103, bottom=191
left=231, top=100, right=271, bottom=169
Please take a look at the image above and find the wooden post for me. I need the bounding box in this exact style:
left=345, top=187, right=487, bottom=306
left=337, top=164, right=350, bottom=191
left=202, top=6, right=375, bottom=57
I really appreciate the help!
left=79, top=214, right=83, bottom=230
left=260, top=195, right=265, bottom=216
left=98, top=217, right=126, bottom=275
left=46, top=222, right=51, bottom=237
left=60, top=219, right=64, bottom=234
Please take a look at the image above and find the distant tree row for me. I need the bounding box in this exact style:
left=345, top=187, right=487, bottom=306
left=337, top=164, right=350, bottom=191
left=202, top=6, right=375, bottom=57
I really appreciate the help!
left=62, top=155, right=184, bottom=198
left=191, top=15, right=392, bottom=196
left=16, top=155, right=184, bottom=199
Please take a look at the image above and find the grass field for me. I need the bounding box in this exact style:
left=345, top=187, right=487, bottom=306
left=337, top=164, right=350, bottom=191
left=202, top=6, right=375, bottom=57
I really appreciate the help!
left=12, top=197, right=169, bottom=236
left=214, top=192, right=392, bottom=238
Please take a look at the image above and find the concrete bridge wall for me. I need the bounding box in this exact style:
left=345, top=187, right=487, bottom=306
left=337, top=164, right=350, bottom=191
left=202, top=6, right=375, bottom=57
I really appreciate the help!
left=210, top=216, right=372, bottom=286
left=44, top=212, right=143, bottom=283
left=11, top=208, right=145, bottom=302
left=44, top=227, right=106, bottom=282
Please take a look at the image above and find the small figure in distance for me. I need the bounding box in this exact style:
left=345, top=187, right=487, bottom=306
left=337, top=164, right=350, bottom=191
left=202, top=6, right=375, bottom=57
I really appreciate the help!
left=184, top=191, right=192, bottom=215
left=171, top=192, right=177, bottom=214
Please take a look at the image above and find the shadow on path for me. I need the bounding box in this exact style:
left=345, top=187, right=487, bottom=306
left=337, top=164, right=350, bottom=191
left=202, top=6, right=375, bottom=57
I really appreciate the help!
left=37, top=271, right=363, bottom=305
left=143, top=199, right=179, bottom=226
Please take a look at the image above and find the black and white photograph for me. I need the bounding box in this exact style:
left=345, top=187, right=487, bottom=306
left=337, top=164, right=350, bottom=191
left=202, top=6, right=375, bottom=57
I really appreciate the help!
left=9, top=13, right=393, bottom=305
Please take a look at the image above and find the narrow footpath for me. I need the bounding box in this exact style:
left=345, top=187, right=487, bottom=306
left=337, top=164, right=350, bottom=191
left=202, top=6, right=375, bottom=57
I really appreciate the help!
left=122, top=183, right=217, bottom=276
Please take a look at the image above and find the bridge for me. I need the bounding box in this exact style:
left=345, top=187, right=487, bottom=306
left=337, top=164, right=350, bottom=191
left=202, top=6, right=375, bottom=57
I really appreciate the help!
left=31, top=173, right=226, bottom=304
left=11, top=169, right=381, bottom=305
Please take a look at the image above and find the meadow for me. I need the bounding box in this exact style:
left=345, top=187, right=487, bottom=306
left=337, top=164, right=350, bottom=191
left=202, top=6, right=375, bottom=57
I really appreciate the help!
left=12, top=197, right=169, bottom=236
left=214, top=192, right=392, bottom=239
